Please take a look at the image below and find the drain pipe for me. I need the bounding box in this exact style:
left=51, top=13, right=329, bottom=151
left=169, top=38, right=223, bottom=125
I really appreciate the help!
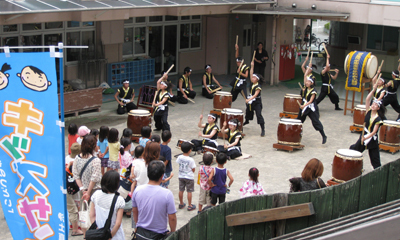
left=270, top=15, right=277, bottom=86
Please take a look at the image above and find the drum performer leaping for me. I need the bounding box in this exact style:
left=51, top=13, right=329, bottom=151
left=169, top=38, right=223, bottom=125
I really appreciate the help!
left=230, top=44, right=249, bottom=102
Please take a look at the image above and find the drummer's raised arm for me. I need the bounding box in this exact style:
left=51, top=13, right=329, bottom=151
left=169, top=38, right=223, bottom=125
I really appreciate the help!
left=301, top=55, right=309, bottom=74
left=322, top=55, right=330, bottom=75
left=156, top=72, right=168, bottom=89
left=250, top=60, right=254, bottom=77
left=372, top=69, right=380, bottom=85
left=365, top=83, right=377, bottom=110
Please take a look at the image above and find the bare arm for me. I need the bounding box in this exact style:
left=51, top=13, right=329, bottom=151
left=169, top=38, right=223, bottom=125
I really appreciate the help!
left=89, top=201, right=96, bottom=224
left=82, top=181, right=96, bottom=201
left=331, top=69, right=339, bottom=80
left=250, top=59, right=254, bottom=76
left=301, top=93, right=316, bottom=109
left=226, top=137, right=240, bottom=148
left=162, top=172, right=174, bottom=183
left=132, top=207, right=139, bottom=226
left=168, top=213, right=177, bottom=232
left=378, top=91, right=385, bottom=101
left=208, top=168, right=215, bottom=187
left=212, top=76, right=222, bottom=89
left=203, top=75, right=211, bottom=94
left=154, top=95, right=168, bottom=107
left=301, top=56, right=309, bottom=74
left=321, top=55, right=330, bottom=75
left=240, top=69, right=249, bottom=78
left=111, top=209, right=124, bottom=237
left=246, top=89, right=260, bottom=103
left=235, top=44, right=239, bottom=59
left=179, top=79, right=187, bottom=98
left=227, top=170, right=234, bottom=188
left=365, top=83, right=377, bottom=110
left=198, top=115, right=206, bottom=128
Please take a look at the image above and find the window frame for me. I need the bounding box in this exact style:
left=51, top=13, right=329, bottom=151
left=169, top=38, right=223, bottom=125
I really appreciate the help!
left=366, top=24, right=398, bottom=53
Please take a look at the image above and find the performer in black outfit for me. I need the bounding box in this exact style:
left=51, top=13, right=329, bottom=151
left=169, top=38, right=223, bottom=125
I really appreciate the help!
left=316, top=54, right=342, bottom=110
left=243, top=60, right=265, bottom=137
left=177, top=67, right=196, bottom=104
left=202, top=64, right=223, bottom=99
left=114, top=79, right=138, bottom=114
left=253, top=42, right=269, bottom=77
left=191, top=113, right=219, bottom=153
left=217, top=119, right=242, bottom=159
left=160, top=70, right=177, bottom=102
left=381, top=67, right=400, bottom=121
left=350, top=83, right=386, bottom=169
left=230, top=44, right=249, bottom=102
left=298, top=62, right=327, bottom=144
left=153, top=73, right=171, bottom=131
left=371, top=68, right=386, bottom=103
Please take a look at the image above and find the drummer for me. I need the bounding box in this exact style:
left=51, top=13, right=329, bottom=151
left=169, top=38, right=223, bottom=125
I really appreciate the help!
left=371, top=68, right=386, bottom=103
left=202, top=64, right=223, bottom=99
left=114, top=79, right=138, bottom=114
left=152, top=73, right=171, bottom=131
left=298, top=62, right=328, bottom=144
left=382, top=69, right=400, bottom=121
left=177, top=67, right=196, bottom=104
left=315, top=54, right=342, bottom=110
left=243, top=59, right=265, bottom=137
left=217, top=119, right=242, bottom=160
left=191, top=113, right=220, bottom=154
left=350, top=82, right=386, bottom=169
left=161, top=70, right=177, bottom=102
left=230, top=44, right=249, bottom=102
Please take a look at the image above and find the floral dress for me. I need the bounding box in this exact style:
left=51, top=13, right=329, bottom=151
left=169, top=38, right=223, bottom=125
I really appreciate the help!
left=239, top=180, right=266, bottom=198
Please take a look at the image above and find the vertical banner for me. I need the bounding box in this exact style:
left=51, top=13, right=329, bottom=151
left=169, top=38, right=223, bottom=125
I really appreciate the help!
left=0, top=52, right=66, bottom=239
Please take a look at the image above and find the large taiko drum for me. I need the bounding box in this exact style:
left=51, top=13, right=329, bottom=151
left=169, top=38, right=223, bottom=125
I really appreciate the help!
left=127, top=109, right=151, bottom=137
left=344, top=52, right=378, bottom=79
left=213, top=91, right=232, bottom=110
left=379, top=120, right=400, bottom=146
left=283, top=94, right=302, bottom=114
left=221, top=108, right=244, bottom=132
left=332, top=149, right=363, bottom=182
left=277, top=118, right=303, bottom=145
left=353, top=104, right=366, bottom=127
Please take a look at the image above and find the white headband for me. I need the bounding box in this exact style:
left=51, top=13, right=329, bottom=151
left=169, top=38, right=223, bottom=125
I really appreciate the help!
left=161, top=81, right=168, bottom=87
left=307, top=76, right=314, bottom=83
left=123, top=80, right=129, bottom=84
left=208, top=114, right=216, bottom=119
left=373, top=99, right=382, bottom=107
left=253, top=74, right=260, bottom=80
left=392, top=71, right=399, bottom=77
left=206, top=65, right=211, bottom=69
left=228, top=121, right=237, bottom=126
left=378, top=78, right=385, bottom=83
left=236, top=58, right=242, bottom=62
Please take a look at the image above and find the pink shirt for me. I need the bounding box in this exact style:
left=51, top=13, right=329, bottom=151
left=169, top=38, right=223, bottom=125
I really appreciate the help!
left=119, top=151, right=133, bottom=169
left=199, top=165, right=213, bottom=191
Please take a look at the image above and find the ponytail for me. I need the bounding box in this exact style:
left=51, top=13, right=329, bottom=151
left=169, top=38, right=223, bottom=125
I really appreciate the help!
left=120, top=137, right=131, bottom=155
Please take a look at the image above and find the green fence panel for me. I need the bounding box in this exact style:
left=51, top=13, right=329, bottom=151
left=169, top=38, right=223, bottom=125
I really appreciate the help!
left=331, top=177, right=361, bottom=219
left=206, top=202, right=225, bottom=240
left=242, top=195, right=273, bottom=240
left=386, top=158, right=400, bottom=202
left=285, top=191, right=311, bottom=234
left=178, top=222, right=190, bottom=240
left=359, top=164, right=389, bottom=211
left=308, top=187, right=334, bottom=226
left=189, top=215, right=200, bottom=240
left=224, top=199, right=246, bottom=240
left=166, top=230, right=178, bottom=240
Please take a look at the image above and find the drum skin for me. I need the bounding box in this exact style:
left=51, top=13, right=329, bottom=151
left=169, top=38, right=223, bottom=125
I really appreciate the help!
left=127, top=111, right=151, bottom=137
left=283, top=94, right=302, bottom=114
left=379, top=122, right=400, bottom=146
left=203, top=146, right=218, bottom=156
left=344, top=52, right=377, bottom=78
left=220, top=109, right=244, bottom=132
left=213, top=92, right=232, bottom=110
left=277, top=121, right=302, bottom=145
left=353, top=106, right=366, bottom=127
left=332, top=154, right=363, bottom=182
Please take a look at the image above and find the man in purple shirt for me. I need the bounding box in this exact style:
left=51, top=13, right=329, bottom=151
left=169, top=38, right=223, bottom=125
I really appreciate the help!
left=132, top=160, right=177, bottom=239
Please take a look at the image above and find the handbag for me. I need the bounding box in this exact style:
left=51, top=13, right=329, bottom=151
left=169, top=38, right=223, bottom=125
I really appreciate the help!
left=78, top=200, right=91, bottom=229
left=66, top=166, right=79, bottom=195
left=85, top=193, right=119, bottom=240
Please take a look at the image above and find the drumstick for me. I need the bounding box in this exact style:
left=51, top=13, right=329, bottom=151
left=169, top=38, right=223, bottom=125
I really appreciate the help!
left=168, top=100, right=175, bottom=107
left=378, top=60, right=384, bottom=72
left=310, top=51, right=314, bottom=66
left=236, top=35, right=238, bottom=46
left=307, top=47, right=311, bottom=57
left=238, top=59, right=244, bottom=70
left=298, top=82, right=304, bottom=89
left=187, top=98, right=195, bottom=104
left=361, top=123, right=366, bottom=145
left=322, top=43, right=329, bottom=56
left=252, top=50, right=256, bottom=62
left=296, top=100, right=302, bottom=107
left=210, top=87, right=222, bottom=94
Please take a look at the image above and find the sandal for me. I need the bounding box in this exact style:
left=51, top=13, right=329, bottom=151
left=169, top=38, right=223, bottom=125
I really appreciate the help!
left=71, top=231, right=84, bottom=236
left=179, top=203, right=186, bottom=209
left=187, top=204, right=196, bottom=211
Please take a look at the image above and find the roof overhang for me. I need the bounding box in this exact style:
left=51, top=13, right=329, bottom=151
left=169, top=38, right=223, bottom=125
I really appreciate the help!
left=0, top=0, right=275, bottom=15
left=232, top=6, right=350, bottom=19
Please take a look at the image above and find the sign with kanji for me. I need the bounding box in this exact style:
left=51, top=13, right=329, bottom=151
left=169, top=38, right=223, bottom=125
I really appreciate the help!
left=0, top=52, right=66, bottom=239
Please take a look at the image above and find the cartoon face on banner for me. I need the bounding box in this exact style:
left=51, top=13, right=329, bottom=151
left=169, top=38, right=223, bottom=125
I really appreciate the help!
left=0, top=52, right=66, bottom=239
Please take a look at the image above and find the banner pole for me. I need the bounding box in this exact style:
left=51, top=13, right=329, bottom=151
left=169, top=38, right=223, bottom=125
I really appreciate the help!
left=58, top=42, right=68, bottom=237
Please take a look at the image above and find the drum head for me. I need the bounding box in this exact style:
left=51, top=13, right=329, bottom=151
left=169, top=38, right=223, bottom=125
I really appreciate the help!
left=223, top=108, right=243, bottom=114
left=280, top=118, right=302, bottom=123
left=366, top=55, right=378, bottom=79
left=336, top=149, right=363, bottom=158
left=129, top=109, right=150, bottom=116
left=355, top=104, right=366, bottom=110
left=204, top=146, right=218, bottom=151
left=383, top=120, right=400, bottom=126
left=216, top=91, right=231, bottom=96
left=344, top=54, right=350, bottom=75
left=285, top=94, right=301, bottom=98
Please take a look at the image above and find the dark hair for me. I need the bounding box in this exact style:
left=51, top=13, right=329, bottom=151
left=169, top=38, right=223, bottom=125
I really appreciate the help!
left=257, top=42, right=263, bottom=47
left=253, top=73, right=264, bottom=84
left=205, top=64, right=211, bottom=70
left=184, top=67, right=192, bottom=74
left=99, top=126, right=109, bottom=142
left=377, top=103, right=387, bottom=120
left=101, top=170, right=120, bottom=193
left=228, top=118, right=239, bottom=130
left=90, top=129, right=99, bottom=137
left=151, top=134, right=161, bottom=143
left=108, top=128, right=119, bottom=143
left=147, top=160, right=165, bottom=181
left=134, top=145, right=144, bottom=158
left=216, top=153, right=227, bottom=165
left=236, top=57, right=243, bottom=62
left=1, top=63, right=11, bottom=73
left=81, top=135, right=97, bottom=157
left=120, top=137, right=132, bottom=155
left=68, top=123, right=78, bottom=135
left=161, top=70, right=166, bottom=75
left=393, top=70, right=399, bottom=77
left=143, top=142, right=161, bottom=165
left=249, top=167, right=259, bottom=183
left=301, top=158, right=324, bottom=182
left=27, top=66, right=45, bottom=75
left=203, top=153, right=213, bottom=166
left=161, top=130, right=172, bottom=142
left=122, top=128, right=133, bottom=139
left=181, top=142, right=192, bottom=153
left=159, top=155, right=166, bottom=162
left=141, top=126, right=152, bottom=138
left=209, top=113, right=219, bottom=124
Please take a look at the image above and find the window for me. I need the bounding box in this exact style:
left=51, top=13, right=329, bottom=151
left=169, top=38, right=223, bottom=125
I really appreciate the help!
left=149, top=16, right=163, bottom=22
left=180, top=22, right=201, bottom=50
left=123, top=28, right=134, bottom=55
left=22, top=35, right=42, bottom=52
left=45, top=22, right=63, bottom=29
left=134, top=27, right=146, bottom=54
left=66, top=32, right=80, bottom=62
left=166, top=16, right=178, bottom=21
left=367, top=25, right=398, bottom=52
left=67, top=21, right=80, bottom=28
left=3, top=25, right=17, bottom=32
left=124, top=18, right=133, bottom=24
left=23, top=23, right=42, bottom=31
left=136, top=17, right=146, bottom=23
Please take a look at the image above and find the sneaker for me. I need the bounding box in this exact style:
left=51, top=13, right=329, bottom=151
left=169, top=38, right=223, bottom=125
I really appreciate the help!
left=243, top=121, right=249, bottom=126
left=322, top=136, right=327, bottom=144
left=261, top=129, right=265, bottom=137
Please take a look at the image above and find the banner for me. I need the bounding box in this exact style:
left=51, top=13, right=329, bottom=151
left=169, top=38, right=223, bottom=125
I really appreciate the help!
left=345, top=51, right=371, bottom=92
left=0, top=52, right=66, bottom=239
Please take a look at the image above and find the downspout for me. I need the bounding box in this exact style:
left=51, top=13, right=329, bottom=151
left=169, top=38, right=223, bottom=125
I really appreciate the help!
left=270, top=15, right=277, bottom=86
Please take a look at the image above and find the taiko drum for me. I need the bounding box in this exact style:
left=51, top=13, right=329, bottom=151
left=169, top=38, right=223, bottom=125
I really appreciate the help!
left=221, top=108, right=244, bottom=132
left=353, top=104, right=366, bottom=127
left=379, top=120, right=400, bottom=146
left=277, top=118, right=303, bottom=145
left=127, top=109, right=151, bottom=137
left=332, top=149, right=363, bottom=182
left=213, top=91, right=232, bottom=110
left=283, top=94, right=302, bottom=114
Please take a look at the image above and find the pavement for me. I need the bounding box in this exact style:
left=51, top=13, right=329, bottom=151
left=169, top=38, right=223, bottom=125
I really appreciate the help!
left=1, top=70, right=400, bottom=239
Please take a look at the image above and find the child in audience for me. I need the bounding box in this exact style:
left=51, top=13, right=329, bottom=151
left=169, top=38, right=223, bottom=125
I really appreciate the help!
left=160, top=130, right=173, bottom=188
left=139, top=126, right=152, bottom=147
left=198, top=153, right=214, bottom=212
left=239, top=167, right=265, bottom=198
left=209, top=153, right=234, bottom=206
left=177, top=142, right=196, bottom=211
left=122, top=128, right=135, bottom=155
left=108, top=128, right=120, bottom=171
left=67, top=123, right=79, bottom=155
left=97, top=126, right=109, bottom=175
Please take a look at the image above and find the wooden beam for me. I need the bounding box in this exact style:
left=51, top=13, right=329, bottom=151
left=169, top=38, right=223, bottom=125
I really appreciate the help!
left=225, top=203, right=314, bottom=227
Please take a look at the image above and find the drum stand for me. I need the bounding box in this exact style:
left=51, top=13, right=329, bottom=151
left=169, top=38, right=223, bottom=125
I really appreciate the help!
left=344, top=78, right=372, bottom=116
left=350, top=125, right=363, bottom=133
left=279, top=112, right=298, bottom=119
left=272, top=143, right=304, bottom=152
left=379, top=143, right=400, bottom=154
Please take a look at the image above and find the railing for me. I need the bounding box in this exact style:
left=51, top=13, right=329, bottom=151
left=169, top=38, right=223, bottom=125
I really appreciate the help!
left=167, top=157, right=400, bottom=239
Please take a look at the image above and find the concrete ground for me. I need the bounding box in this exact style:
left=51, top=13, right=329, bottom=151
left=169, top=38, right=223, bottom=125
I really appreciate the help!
left=0, top=72, right=399, bottom=239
